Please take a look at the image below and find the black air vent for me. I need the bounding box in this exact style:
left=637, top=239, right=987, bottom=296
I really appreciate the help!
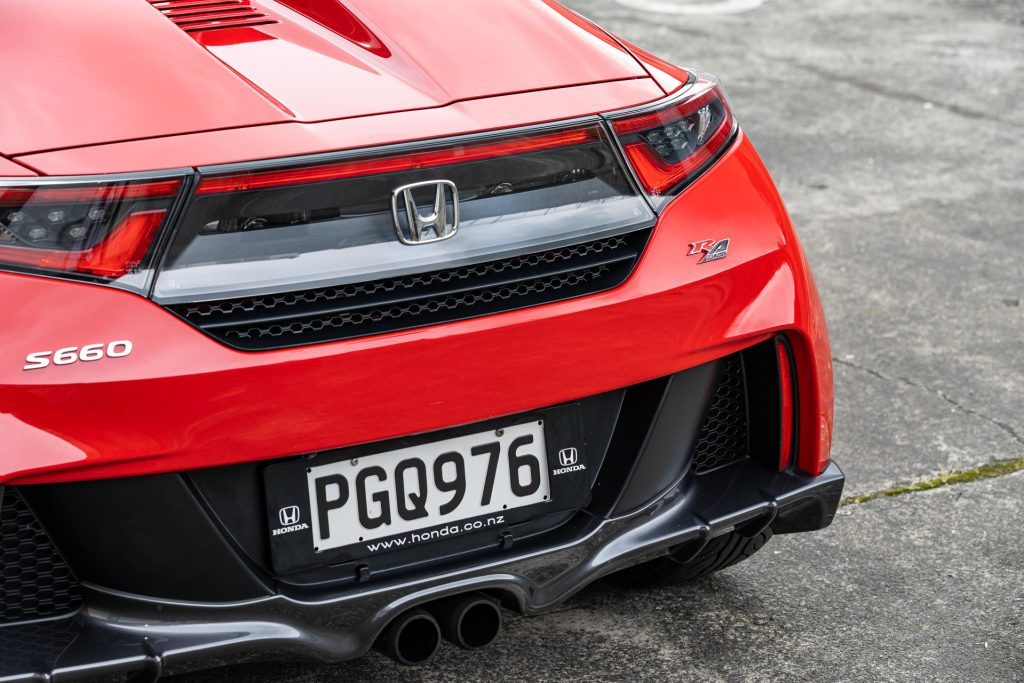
left=168, top=230, right=651, bottom=350
left=690, top=355, right=750, bottom=474
left=148, top=0, right=276, bottom=33
left=0, top=489, right=83, bottom=625
left=0, top=619, right=78, bottom=678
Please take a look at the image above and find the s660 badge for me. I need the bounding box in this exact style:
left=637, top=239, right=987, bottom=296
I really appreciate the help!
left=23, top=340, right=133, bottom=371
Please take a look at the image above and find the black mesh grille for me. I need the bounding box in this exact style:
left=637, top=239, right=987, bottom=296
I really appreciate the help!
left=167, top=230, right=650, bottom=350
left=0, top=618, right=77, bottom=676
left=690, top=356, right=749, bottom=474
left=0, top=489, right=83, bottom=625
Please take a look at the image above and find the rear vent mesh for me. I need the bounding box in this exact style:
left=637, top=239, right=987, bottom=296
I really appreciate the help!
left=168, top=230, right=651, bottom=350
left=690, top=356, right=749, bottom=474
left=0, top=619, right=78, bottom=678
left=0, top=489, right=83, bottom=625
left=148, top=0, right=276, bottom=32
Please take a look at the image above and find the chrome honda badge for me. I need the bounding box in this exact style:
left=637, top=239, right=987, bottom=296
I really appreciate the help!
left=391, top=180, right=460, bottom=245
left=278, top=505, right=301, bottom=526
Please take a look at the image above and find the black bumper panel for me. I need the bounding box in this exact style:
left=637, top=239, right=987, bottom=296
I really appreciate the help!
left=0, top=460, right=844, bottom=682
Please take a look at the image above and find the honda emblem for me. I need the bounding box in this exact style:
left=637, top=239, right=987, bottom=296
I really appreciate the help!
left=558, top=448, right=578, bottom=467
left=391, top=180, right=460, bottom=245
left=279, top=505, right=301, bottom=526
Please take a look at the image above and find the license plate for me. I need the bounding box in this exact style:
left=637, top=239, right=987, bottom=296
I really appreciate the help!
left=308, top=421, right=550, bottom=552
left=264, top=406, right=590, bottom=575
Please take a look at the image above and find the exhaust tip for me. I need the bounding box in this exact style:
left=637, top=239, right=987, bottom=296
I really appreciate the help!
left=433, top=593, right=503, bottom=650
left=380, top=608, right=441, bottom=666
left=458, top=598, right=503, bottom=649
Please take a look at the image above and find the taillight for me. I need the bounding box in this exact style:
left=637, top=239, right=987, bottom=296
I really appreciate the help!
left=195, top=127, right=601, bottom=195
left=609, top=76, right=736, bottom=206
left=0, top=176, right=186, bottom=290
left=153, top=125, right=654, bottom=303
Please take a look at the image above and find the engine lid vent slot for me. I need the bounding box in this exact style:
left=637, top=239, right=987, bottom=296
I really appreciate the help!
left=148, top=0, right=277, bottom=32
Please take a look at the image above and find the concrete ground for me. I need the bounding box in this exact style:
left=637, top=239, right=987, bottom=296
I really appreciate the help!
left=175, top=0, right=1024, bottom=680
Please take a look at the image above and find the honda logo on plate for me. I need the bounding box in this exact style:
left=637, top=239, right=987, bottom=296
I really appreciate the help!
left=391, top=180, right=460, bottom=245
left=279, top=505, right=301, bottom=526
left=558, top=448, right=578, bottom=467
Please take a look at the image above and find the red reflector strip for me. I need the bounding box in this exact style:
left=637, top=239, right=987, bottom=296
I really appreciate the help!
left=777, top=340, right=795, bottom=471
left=0, top=210, right=166, bottom=278
left=0, top=179, right=182, bottom=205
left=196, top=127, right=602, bottom=195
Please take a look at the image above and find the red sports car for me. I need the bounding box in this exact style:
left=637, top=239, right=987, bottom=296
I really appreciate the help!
left=0, top=0, right=843, bottom=678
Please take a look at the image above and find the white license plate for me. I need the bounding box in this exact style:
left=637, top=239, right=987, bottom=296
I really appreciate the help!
left=306, top=421, right=550, bottom=552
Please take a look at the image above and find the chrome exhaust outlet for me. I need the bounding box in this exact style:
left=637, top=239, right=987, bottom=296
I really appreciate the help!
left=430, top=592, right=503, bottom=650
left=378, top=608, right=441, bottom=666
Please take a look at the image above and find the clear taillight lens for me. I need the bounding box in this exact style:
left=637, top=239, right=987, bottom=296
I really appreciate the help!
left=610, top=76, right=736, bottom=206
left=0, top=177, right=185, bottom=290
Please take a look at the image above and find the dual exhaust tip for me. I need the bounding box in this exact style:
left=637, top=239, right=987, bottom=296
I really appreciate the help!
left=379, top=592, right=503, bottom=666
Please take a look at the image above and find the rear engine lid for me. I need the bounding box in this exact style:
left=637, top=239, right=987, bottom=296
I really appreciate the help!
left=0, top=0, right=649, bottom=156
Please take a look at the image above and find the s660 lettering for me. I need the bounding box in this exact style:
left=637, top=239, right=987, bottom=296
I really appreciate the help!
left=23, top=340, right=133, bottom=371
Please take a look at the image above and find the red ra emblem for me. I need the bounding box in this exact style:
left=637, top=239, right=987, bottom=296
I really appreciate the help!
left=688, top=238, right=731, bottom=264
left=688, top=239, right=718, bottom=256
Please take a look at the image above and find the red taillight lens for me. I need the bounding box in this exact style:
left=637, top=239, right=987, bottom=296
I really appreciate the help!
left=196, top=127, right=601, bottom=195
left=777, top=338, right=796, bottom=471
left=610, top=77, right=735, bottom=204
left=0, top=177, right=183, bottom=284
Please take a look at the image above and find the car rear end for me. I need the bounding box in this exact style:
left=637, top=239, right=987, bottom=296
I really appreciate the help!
left=0, top=2, right=842, bottom=679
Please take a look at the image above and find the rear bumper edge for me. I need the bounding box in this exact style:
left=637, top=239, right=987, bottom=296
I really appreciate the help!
left=0, top=460, right=843, bottom=682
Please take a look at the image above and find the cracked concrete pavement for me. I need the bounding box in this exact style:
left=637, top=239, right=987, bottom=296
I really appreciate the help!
left=174, top=0, right=1023, bottom=680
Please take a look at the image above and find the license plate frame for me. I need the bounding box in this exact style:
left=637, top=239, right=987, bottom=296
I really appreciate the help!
left=264, top=404, right=590, bottom=575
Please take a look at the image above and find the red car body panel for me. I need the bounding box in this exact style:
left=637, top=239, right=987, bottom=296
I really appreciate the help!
left=0, top=0, right=646, bottom=156
left=0, top=134, right=832, bottom=486
left=15, top=80, right=666, bottom=175
left=0, top=156, right=35, bottom=176
left=0, top=0, right=286, bottom=156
